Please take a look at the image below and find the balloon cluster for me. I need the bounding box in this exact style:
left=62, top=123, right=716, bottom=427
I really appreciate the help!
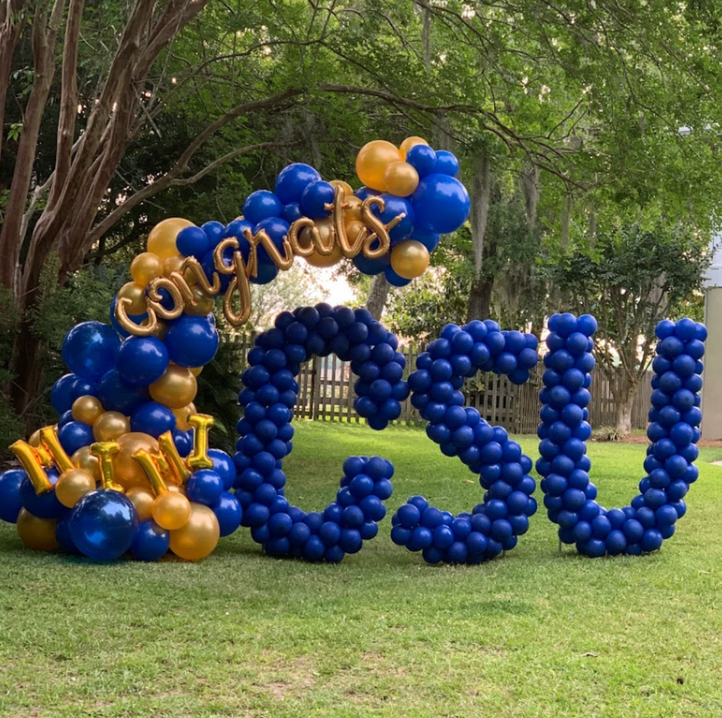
left=233, top=304, right=400, bottom=561
left=392, top=321, right=539, bottom=564
left=538, top=314, right=705, bottom=557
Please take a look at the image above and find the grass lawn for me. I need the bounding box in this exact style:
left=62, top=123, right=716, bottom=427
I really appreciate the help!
left=1, top=421, right=722, bottom=717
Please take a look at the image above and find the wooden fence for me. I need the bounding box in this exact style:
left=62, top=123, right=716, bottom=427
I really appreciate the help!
left=221, top=334, right=652, bottom=434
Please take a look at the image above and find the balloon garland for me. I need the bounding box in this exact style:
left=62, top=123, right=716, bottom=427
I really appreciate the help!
left=391, top=320, right=539, bottom=564
left=538, top=314, right=706, bottom=557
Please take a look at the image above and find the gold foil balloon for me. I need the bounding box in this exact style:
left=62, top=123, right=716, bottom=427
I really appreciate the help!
left=330, top=179, right=354, bottom=197
left=126, top=487, right=155, bottom=522
left=343, top=195, right=363, bottom=223
left=130, top=252, right=163, bottom=285
left=147, top=218, right=194, bottom=261
left=169, top=503, right=220, bottom=561
left=383, top=161, right=419, bottom=197
left=17, top=509, right=58, bottom=551
left=113, top=432, right=159, bottom=490
left=72, top=446, right=101, bottom=481
left=399, top=136, right=428, bottom=159
left=152, top=491, right=191, bottom=530
left=28, top=429, right=42, bottom=447
left=306, top=241, right=343, bottom=268
left=301, top=218, right=335, bottom=265
left=172, top=403, right=196, bottom=431
left=184, top=286, right=215, bottom=316
left=390, top=240, right=430, bottom=279
left=163, top=254, right=185, bottom=276
left=55, top=467, right=96, bottom=508
left=149, top=365, right=197, bottom=409
left=356, top=140, right=401, bottom=191
left=117, top=281, right=148, bottom=315
left=92, top=411, right=130, bottom=442
left=71, top=395, right=104, bottom=425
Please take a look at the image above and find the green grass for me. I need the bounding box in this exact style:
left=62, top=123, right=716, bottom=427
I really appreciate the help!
left=2, top=422, right=722, bottom=718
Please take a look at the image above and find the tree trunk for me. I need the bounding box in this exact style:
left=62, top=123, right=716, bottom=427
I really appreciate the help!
left=612, top=370, right=639, bottom=436
left=367, top=274, right=390, bottom=319
left=616, top=391, right=635, bottom=436
left=466, top=149, right=492, bottom=322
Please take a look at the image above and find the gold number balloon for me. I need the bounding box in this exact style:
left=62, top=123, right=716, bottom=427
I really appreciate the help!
left=71, top=395, right=104, bottom=425
left=149, top=365, right=197, bottom=409
left=355, top=140, right=402, bottom=191
left=169, top=503, right=220, bottom=561
left=55, top=468, right=97, bottom=508
left=16, top=509, right=58, bottom=551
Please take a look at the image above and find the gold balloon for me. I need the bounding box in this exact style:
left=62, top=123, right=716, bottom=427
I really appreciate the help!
left=149, top=365, right=197, bottom=409
left=163, top=254, right=185, bottom=276
left=167, top=484, right=186, bottom=495
left=113, top=432, right=159, bottom=490
left=184, top=286, right=215, bottom=316
left=126, top=486, right=155, bottom=522
left=28, top=430, right=42, bottom=447
left=356, top=140, right=402, bottom=191
left=300, top=217, right=335, bottom=262
left=383, top=161, right=419, bottom=197
left=55, top=468, right=96, bottom=508
left=93, top=411, right=130, bottom=442
left=330, top=179, right=354, bottom=197
left=390, top=240, right=430, bottom=279
left=71, top=395, right=104, bottom=425
left=306, top=241, right=343, bottom=268
left=72, top=446, right=101, bottom=481
left=147, top=218, right=194, bottom=261
left=189, top=366, right=203, bottom=377
left=399, top=136, right=429, bottom=159
left=117, top=281, right=148, bottom=315
left=152, top=491, right=191, bottom=530
left=17, top=509, right=58, bottom=551
left=343, top=195, right=363, bottom=223
left=172, top=403, right=196, bottom=431
left=169, top=503, right=220, bottom=561
left=130, top=252, right=163, bottom=285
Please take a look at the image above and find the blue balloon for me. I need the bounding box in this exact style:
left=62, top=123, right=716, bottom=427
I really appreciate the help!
left=212, top=492, right=243, bottom=536
left=130, top=519, right=169, bottom=561
left=164, top=315, right=219, bottom=367
left=372, top=195, right=415, bottom=243
left=55, top=512, right=80, bottom=553
left=97, top=369, right=149, bottom=414
left=411, top=229, right=441, bottom=252
left=300, top=180, right=334, bottom=219
left=353, top=252, right=390, bottom=276
left=130, top=401, right=176, bottom=438
left=250, top=261, right=279, bottom=285
left=116, top=336, right=169, bottom=387
left=412, top=174, right=470, bottom=234
left=434, top=150, right=459, bottom=176
left=58, top=410, right=74, bottom=428
left=58, top=421, right=94, bottom=455
left=208, top=449, right=236, bottom=490
left=224, top=218, right=255, bottom=242
left=274, top=163, right=321, bottom=204
left=255, top=217, right=290, bottom=264
left=70, top=377, right=98, bottom=401
left=0, top=469, right=26, bottom=523
left=69, top=490, right=139, bottom=560
left=62, top=321, right=120, bottom=379
left=281, top=202, right=303, bottom=223
left=355, top=186, right=379, bottom=201
left=51, top=373, right=78, bottom=414
left=173, top=429, right=192, bottom=457
left=243, top=190, right=282, bottom=224
left=406, top=144, right=437, bottom=177
left=385, top=266, right=411, bottom=287
left=176, top=226, right=210, bottom=258
left=202, top=221, right=225, bottom=248
left=110, top=296, right=148, bottom=339
left=186, top=469, right=224, bottom=506
left=20, top=470, right=63, bottom=519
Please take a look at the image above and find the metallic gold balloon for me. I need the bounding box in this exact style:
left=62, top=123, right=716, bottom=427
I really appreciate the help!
left=55, top=468, right=96, bottom=508
left=17, top=509, right=58, bottom=551
left=149, top=365, right=197, bottom=409
left=90, top=441, right=123, bottom=491
left=152, top=491, right=191, bottom=530
left=356, top=140, right=402, bottom=191
left=306, top=240, right=343, bottom=268
left=130, top=252, right=163, bottom=285
left=10, top=440, right=54, bottom=493
left=169, top=503, right=220, bottom=561
left=126, top=486, right=155, bottom=522
left=158, top=431, right=191, bottom=485
left=189, top=367, right=203, bottom=377
left=343, top=196, right=363, bottom=223
left=29, top=430, right=42, bottom=447
left=330, top=179, right=354, bottom=197
left=163, top=254, right=185, bottom=276
left=172, top=403, right=196, bottom=431
left=399, top=136, right=428, bottom=159
left=383, top=161, right=419, bottom=197
left=72, top=395, right=104, bottom=425
left=187, top=414, right=215, bottom=470
left=390, top=240, right=430, bottom=279
left=113, top=432, right=159, bottom=490
left=184, top=286, right=215, bottom=316
left=167, top=484, right=186, bottom=495
left=92, top=411, right=130, bottom=442
left=147, top=218, right=194, bottom=261
left=72, top=446, right=102, bottom=481
left=118, top=281, right=148, bottom=315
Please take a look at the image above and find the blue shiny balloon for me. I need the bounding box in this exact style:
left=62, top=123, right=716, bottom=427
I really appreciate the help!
left=69, top=490, right=139, bottom=560
left=281, top=202, right=303, bottom=223
left=208, top=449, right=236, bottom=490
left=0, top=469, right=26, bottom=523
left=116, top=336, right=169, bottom=387
left=51, top=373, right=78, bottom=414
left=202, top=221, right=225, bottom=248
left=176, top=225, right=210, bottom=258
left=55, top=512, right=80, bottom=553
left=97, top=369, right=149, bottom=414
left=243, top=190, right=282, bottom=224
left=353, top=252, right=390, bottom=276
left=186, top=469, right=224, bottom=506
left=58, top=421, right=95, bottom=455
left=110, top=296, right=148, bottom=339
left=224, top=218, right=255, bottom=242
left=164, top=315, right=219, bottom=367
left=20, top=470, right=63, bottom=519
left=371, top=195, right=415, bottom=243
left=255, top=217, right=290, bottom=264
left=250, top=261, right=279, bottom=285
left=412, top=174, right=470, bottom=234
left=130, top=401, right=176, bottom=438
left=274, top=163, right=321, bottom=204
left=62, top=321, right=120, bottom=379
left=406, top=145, right=437, bottom=177
left=411, top=229, right=441, bottom=252
left=212, top=491, right=243, bottom=536
left=130, top=519, right=169, bottom=561
left=385, top=266, right=412, bottom=287
left=300, top=180, right=334, bottom=219
left=58, top=410, right=74, bottom=428
left=173, top=429, right=192, bottom=457
left=70, top=377, right=98, bottom=401
left=434, top=150, right=459, bottom=176
left=355, top=186, right=379, bottom=201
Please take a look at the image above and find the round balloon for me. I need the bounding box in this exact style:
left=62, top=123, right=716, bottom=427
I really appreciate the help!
left=17, top=509, right=58, bottom=551
left=147, top=218, right=193, bottom=261
left=130, top=519, right=170, bottom=561
left=164, top=315, right=219, bottom=368
left=168, top=503, right=219, bottom=561
left=411, top=174, right=470, bottom=234
left=116, top=336, right=169, bottom=387
left=130, top=401, right=176, bottom=438
left=0, top=469, right=26, bottom=523
left=243, top=190, right=282, bottom=225
left=62, top=321, right=120, bottom=379
left=97, top=369, right=150, bottom=415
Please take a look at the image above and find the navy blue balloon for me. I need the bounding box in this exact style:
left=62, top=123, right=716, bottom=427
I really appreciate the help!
left=176, top=225, right=210, bottom=258
left=300, top=181, right=334, bottom=218
left=173, top=429, right=192, bottom=457
left=353, top=252, right=390, bottom=276
left=130, top=519, right=169, bottom=561
left=372, top=195, right=415, bottom=243
left=281, top=202, right=303, bottom=223
left=130, top=401, right=176, bottom=438
left=412, top=174, right=470, bottom=234
left=51, top=373, right=78, bottom=414
left=255, top=217, right=290, bottom=264
left=0, top=469, right=26, bottom=523
left=385, top=266, right=411, bottom=287
left=116, top=336, right=169, bottom=387
left=208, top=449, right=236, bottom=490
left=186, top=469, right=224, bottom=506
left=212, top=492, right=243, bottom=536
left=224, top=218, right=255, bottom=243
left=20, top=470, right=63, bottom=519
left=355, top=186, right=379, bottom=201
left=202, top=221, right=225, bottom=248
left=274, top=163, right=321, bottom=204
left=406, top=144, right=437, bottom=177
left=97, top=369, right=149, bottom=414
left=62, top=321, right=120, bottom=379
left=55, top=512, right=80, bottom=553
left=69, top=490, right=139, bottom=560
left=58, top=421, right=94, bottom=455
left=70, top=377, right=98, bottom=401
left=164, top=315, right=219, bottom=367
left=243, top=190, right=282, bottom=224
left=250, top=261, right=279, bottom=285
left=434, top=150, right=459, bottom=177
left=411, top=229, right=441, bottom=252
